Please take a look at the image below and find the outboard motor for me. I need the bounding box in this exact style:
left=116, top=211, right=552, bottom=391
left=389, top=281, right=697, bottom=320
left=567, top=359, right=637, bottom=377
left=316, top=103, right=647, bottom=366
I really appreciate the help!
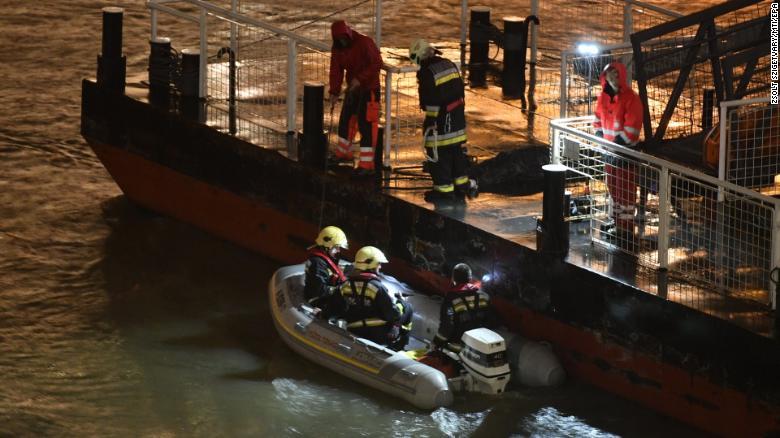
left=450, top=328, right=511, bottom=394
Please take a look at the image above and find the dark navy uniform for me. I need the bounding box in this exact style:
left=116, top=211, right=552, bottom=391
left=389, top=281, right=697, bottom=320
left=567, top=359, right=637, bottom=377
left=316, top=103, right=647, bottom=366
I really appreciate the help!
left=417, top=55, right=471, bottom=196
left=303, top=247, right=346, bottom=309
left=434, top=282, right=493, bottom=347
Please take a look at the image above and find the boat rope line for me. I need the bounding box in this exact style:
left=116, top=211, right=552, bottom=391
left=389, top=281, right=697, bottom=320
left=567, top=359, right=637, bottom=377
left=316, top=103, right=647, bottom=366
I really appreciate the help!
left=318, top=107, right=335, bottom=229
left=272, top=298, right=380, bottom=374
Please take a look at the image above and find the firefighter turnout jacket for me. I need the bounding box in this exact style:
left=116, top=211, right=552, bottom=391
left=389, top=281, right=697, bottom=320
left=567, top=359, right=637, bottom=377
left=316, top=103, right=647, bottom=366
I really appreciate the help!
left=417, top=55, right=467, bottom=148
left=303, top=247, right=346, bottom=306
left=333, top=271, right=401, bottom=345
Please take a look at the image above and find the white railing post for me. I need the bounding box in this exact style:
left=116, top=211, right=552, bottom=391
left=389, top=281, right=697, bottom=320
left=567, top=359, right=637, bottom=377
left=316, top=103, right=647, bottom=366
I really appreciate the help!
left=551, top=125, right=561, bottom=164
left=150, top=0, right=158, bottom=40
left=199, top=8, right=208, bottom=99
left=384, top=69, right=392, bottom=166
left=287, top=39, right=297, bottom=134
left=623, top=1, right=633, bottom=43
left=559, top=51, right=568, bottom=118
left=530, top=0, right=538, bottom=65
left=374, top=0, right=382, bottom=49
left=772, top=205, right=780, bottom=310
left=460, top=0, right=468, bottom=69
left=622, top=1, right=634, bottom=84
left=657, top=166, right=670, bottom=270
left=230, top=0, right=238, bottom=56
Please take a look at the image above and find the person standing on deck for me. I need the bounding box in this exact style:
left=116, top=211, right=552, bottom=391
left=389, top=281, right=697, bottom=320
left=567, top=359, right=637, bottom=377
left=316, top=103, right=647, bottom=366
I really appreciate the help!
left=328, top=20, right=383, bottom=177
left=303, top=226, right=348, bottom=312
left=592, top=61, right=644, bottom=243
left=409, top=39, right=478, bottom=204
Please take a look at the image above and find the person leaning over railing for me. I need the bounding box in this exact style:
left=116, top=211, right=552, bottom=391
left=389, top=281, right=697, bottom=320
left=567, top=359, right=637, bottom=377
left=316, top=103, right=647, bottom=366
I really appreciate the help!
left=592, top=61, right=644, bottom=242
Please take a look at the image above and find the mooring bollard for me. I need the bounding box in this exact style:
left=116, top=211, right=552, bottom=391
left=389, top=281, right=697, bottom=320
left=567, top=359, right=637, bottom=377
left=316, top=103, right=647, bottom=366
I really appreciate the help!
left=148, top=37, right=172, bottom=97
left=468, top=7, right=491, bottom=88
left=501, top=16, right=526, bottom=100
left=536, top=164, right=569, bottom=258
left=179, top=49, right=205, bottom=122
left=97, top=7, right=126, bottom=94
left=299, top=82, right=327, bottom=169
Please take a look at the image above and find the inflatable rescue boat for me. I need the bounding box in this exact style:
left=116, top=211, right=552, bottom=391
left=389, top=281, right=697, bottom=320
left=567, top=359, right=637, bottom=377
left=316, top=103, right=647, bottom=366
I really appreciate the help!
left=268, top=264, right=565, bottom=409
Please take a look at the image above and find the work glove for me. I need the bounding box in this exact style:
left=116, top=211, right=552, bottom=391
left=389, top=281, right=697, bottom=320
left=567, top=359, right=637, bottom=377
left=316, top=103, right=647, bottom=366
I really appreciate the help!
left=613, top=135, right=628, bottom=146
left=387, top=324, right=400, bottom=343
left=594, top=129, right=604, bottom=138
left=348, top=78, right=360, bottom=92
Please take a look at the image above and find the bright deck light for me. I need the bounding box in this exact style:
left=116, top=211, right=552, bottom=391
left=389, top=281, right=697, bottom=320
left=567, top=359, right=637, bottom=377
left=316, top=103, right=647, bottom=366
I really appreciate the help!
left=576, top=42, right=600, bottom=56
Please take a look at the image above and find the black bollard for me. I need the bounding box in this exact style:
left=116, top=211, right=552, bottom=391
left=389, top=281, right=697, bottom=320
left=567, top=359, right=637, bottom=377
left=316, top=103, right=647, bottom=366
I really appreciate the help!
left=501, top=17, right=526, bottom=100
left=178, top=49, right=200, bottom=98
left=468, top=7, right=491, bottom=88
left=96, top=7, right=126, bottom=94
left=536, top=164, right=569, bottom=258
left=299, top=82, right=327, bottom=168
left=148, top=37, right=172, bottom=107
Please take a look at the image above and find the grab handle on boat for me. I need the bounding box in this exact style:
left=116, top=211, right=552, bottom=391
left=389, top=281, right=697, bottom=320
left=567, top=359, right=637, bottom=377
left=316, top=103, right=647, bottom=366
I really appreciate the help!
left=295, top=322, right=307, bottom=332
left=338, top=343, right=352, bottom=352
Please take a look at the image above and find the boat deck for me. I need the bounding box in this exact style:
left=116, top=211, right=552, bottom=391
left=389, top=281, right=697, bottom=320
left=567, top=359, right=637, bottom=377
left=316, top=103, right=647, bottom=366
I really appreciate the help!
left=124, top=70, right=776, bottom=339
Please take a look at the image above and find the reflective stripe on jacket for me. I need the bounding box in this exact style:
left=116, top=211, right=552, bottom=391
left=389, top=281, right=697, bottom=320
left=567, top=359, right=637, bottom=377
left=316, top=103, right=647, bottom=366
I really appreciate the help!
left=417, top=55, right=467, bottom=148
left=593, top=61, right=643, bottom=146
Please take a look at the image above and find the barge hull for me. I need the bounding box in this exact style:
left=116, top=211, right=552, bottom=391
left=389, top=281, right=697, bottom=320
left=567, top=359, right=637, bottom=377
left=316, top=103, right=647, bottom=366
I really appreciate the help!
left=81, top=80, right=780, bottom=436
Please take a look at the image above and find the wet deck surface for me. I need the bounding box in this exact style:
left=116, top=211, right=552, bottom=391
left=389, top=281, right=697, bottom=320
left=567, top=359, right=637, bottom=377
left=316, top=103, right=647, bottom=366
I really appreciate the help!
left=124, top=71, right=777, bottom=339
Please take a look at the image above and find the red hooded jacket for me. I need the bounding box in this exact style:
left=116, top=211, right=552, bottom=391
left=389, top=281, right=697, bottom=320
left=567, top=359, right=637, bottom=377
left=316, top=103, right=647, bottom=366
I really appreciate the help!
left=593, top=61, right=643, bottom=145
left=328, top=20, right=382, bottom=96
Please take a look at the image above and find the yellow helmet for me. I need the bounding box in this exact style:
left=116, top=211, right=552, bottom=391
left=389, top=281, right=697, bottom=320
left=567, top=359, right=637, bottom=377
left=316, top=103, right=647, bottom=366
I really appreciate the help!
left=315, top=226, right=348, bottom=249
left=409, top=38, right=433, bottom=65
left=354, top=246, right=388, bottom=270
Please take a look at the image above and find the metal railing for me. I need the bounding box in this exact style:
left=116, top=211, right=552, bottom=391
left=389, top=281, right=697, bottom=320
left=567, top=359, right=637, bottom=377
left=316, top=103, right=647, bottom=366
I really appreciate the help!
left=718, top=98, right=780, bottom=193
left=550, top=116, right=780, bottom=309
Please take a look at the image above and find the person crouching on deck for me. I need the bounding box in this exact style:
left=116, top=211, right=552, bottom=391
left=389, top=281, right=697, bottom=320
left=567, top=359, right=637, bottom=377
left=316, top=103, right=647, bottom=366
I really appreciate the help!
left=329, top=246, right=413, bottom=350
left=328, top=20, right=383, bottom=177
left=303, top=226, right=348, bottom=312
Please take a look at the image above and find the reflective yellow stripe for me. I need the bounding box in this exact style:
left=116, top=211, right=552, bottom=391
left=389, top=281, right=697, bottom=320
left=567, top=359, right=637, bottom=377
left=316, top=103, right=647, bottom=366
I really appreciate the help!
left=434, top=72, right=460, bottom=86
left=425, top=110, right=439, bottom=117
left=434, top=184, right=455, bottom=192
left=341, top=283, right=377, bottom=300
left=271, top=292, right=379, bottom=374
left=347, top=318, right=387, bottom=328
left=425, top=133, right=467, bottom=147
left=454, top=176, right=469, bottom=185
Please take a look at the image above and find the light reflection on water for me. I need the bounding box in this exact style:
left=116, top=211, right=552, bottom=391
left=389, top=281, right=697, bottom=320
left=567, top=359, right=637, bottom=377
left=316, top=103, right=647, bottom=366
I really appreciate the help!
left=0, top=0, right=715, bottom=436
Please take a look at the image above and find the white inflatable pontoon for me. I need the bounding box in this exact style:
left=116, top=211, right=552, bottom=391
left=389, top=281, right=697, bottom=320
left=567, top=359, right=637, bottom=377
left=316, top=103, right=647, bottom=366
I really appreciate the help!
left=268, top=264, right=564, bottom=409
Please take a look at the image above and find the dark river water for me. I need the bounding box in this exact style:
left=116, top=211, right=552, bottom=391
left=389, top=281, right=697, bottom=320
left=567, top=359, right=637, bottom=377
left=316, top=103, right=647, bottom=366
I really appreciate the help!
left=0, top=0, right=716, bottom=436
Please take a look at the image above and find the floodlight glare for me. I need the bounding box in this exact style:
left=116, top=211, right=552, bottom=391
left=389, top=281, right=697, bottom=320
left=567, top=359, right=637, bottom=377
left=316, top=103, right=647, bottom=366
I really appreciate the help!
left=576, top=42, right=600, bottom=56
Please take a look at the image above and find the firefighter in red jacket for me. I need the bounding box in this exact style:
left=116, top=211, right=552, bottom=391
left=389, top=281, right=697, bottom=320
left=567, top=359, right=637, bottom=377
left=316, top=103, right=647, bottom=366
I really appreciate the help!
left=433, top=263, right=493, bottom=349
left=409, top=39, right=478, bottom=203
left=592, top=61, right=644, bottom=239
left=303, top=226, right=348, bottom=310
left=328, top=20, right=383, bottom=176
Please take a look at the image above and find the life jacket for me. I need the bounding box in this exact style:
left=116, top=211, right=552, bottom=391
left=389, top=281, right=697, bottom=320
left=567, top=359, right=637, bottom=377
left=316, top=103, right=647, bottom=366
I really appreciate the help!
left=307, top=247, right=346, bottom=285
left=445, top=282, right=490, bottom=328
left=417, top=55, right=467, bottom=148
left=340, top=272, right=398, bottom=329
left=593, top=61, right=643, bottom=146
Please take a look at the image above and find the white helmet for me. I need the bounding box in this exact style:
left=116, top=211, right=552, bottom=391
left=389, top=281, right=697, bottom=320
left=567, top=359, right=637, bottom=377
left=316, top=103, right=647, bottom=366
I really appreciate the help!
left=409, top=39, right=434, bottom=65
left=354, top=246, right=388, bottom=270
